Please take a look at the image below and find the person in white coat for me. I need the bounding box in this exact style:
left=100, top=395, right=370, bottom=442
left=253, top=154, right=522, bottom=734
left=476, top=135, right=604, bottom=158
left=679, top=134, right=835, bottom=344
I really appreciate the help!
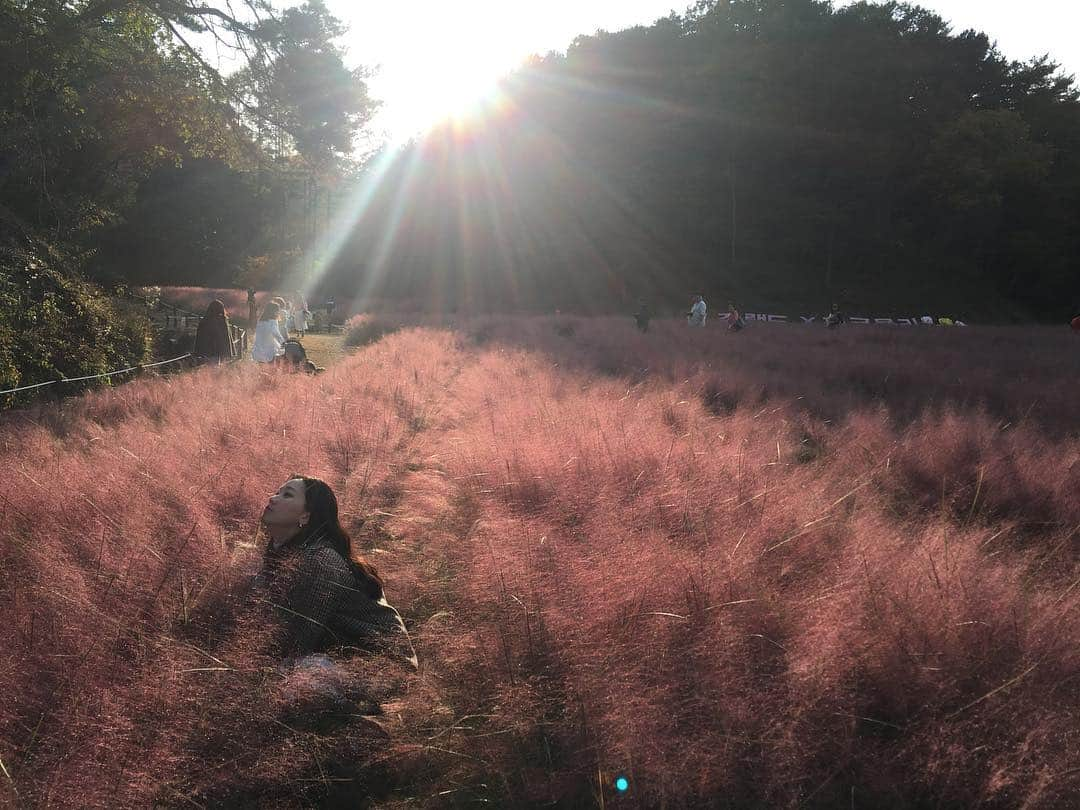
left=284, top=300, right=295, bottom=336
left=292, top=291, right=310, bottom=337
left=252, top=301, right=286, bottom=363
left=687, top=294, right=707, bottom=327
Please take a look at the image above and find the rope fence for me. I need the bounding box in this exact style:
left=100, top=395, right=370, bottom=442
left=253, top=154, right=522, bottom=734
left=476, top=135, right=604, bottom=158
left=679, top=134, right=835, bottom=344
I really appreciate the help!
left=3, top=292, right=253, bottom=403
left=0, top=354, right=193, bottom=397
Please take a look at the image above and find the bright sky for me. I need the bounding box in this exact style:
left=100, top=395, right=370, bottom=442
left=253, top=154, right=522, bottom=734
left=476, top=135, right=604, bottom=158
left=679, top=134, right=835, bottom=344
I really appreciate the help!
left=207, top=1, right=1080, bottom=144
left=321, top=0, right=685, bottom=142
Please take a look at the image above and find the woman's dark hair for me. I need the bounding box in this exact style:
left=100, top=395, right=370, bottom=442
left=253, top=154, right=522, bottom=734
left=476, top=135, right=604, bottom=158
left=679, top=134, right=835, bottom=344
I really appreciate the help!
left=259, top=301, right=280, bottom=321
left=205, top=299, right=227, bottom=319
left=193, top=299, right=233, bottom=359
left=278, top=476, right=384, bottom=599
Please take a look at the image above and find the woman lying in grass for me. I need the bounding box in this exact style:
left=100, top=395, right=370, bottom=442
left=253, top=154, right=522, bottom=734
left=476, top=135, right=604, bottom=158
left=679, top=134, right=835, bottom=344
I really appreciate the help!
left=257, top=476, right=417, bottom=669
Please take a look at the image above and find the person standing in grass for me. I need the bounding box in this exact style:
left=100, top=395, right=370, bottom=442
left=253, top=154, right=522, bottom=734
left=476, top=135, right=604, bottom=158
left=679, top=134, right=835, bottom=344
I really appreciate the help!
left=824, top=302, right=845, bottom=329
left=251, top=301, right=286, bottom=363
left=634, top=298, right=652, bottom=332
left=284, top=299, right=295, bottom=336
left=258, top=476, right=417, bottom=667
left=726, top=302, right=745, bottom=332
left=292, top=291, right=310, bottom=338
left=687, top=294, right=707, bottom=327
left=192, top=300, right=236, bottom=364
left=271, top=296, right=290, bottom=338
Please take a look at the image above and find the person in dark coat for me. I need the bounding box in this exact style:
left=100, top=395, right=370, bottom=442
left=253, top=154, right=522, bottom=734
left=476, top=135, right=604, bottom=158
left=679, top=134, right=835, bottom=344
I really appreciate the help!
left=824, top=302, right=845, bottom=329
left=192, top=299, right=236, bottom=363
left=257, top=476, right=417, bottom=668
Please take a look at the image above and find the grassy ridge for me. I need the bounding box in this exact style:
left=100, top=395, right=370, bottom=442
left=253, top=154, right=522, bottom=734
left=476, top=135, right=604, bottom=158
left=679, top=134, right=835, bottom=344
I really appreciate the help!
left=0, top=318, right=1077, bottom=807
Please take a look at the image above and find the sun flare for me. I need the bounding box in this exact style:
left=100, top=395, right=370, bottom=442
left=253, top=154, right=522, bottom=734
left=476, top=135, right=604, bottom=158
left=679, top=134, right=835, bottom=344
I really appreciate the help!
left=381, top=60, right=502, bottom=139
left=358, top=6, right=523, bottom=141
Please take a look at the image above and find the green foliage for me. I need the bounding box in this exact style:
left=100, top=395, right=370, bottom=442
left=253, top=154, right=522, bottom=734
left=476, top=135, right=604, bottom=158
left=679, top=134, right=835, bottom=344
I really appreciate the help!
left=91, top=158, right=265, bottom=286
left=0, top=0, right=373, bottom=396
left=0, top=1, right=241, bottom=240
left=222, top=0, right=376, bottom=173
left=0, top=232, right=152, bottom=402
left=264, top=0, right=376, bottom=169
left=927, top=110, right=1052, bottom=215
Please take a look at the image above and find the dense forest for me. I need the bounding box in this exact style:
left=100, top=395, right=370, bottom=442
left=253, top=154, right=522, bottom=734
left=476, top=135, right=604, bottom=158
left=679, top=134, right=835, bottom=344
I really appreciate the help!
left=3, top=1, right=1079, bottom=392
left=325, top=1, right=1080, bottom=318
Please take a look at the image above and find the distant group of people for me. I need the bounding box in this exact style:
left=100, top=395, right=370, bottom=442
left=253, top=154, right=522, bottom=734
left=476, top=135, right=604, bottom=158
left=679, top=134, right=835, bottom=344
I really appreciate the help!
left=626, top=295, right=987, bottom=332
left=251, top=293, right=324, bottom=373
left=193, top=290, right=331, bottom=372
left=684, top=296, right=744, bottom=330
left=632, top=294, right=744, bottom=332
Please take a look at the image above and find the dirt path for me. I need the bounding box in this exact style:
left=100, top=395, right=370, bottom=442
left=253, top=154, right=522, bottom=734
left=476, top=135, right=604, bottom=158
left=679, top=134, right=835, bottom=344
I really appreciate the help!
left=292, top=331, right=348, bottom=369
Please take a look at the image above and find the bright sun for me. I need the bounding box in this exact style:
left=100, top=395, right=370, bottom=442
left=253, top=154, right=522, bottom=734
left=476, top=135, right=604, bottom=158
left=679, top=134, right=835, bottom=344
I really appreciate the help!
left=359, top=5, right=522, bottom=142
left=380, top=58, right=503, bottom=139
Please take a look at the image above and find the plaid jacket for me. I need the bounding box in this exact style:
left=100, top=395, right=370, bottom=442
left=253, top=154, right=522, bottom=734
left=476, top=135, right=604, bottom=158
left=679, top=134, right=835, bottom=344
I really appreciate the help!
left=259, top=536, right=417, bottom=666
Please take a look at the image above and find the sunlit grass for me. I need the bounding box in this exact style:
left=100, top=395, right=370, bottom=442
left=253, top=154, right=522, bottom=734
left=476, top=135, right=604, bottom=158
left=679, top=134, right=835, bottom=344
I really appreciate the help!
left=1, top=317, right=1076, bottom=807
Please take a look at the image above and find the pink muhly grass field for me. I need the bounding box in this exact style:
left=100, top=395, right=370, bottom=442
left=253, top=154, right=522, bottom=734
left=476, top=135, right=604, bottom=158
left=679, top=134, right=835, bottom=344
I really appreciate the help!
left=0, top=317, right=1077, bottom=807
left=150, top=285, right=251, bottom=313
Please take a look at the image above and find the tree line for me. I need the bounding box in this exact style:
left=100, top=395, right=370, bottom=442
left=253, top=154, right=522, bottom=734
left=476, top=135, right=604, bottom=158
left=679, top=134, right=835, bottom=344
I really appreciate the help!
left=325, top=0, right=1080, bottom=320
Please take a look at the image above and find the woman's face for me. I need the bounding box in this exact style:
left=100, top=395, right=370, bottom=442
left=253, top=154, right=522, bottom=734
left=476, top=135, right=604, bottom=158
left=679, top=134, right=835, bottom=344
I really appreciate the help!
left=262, top=479, right=309, bottom=530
